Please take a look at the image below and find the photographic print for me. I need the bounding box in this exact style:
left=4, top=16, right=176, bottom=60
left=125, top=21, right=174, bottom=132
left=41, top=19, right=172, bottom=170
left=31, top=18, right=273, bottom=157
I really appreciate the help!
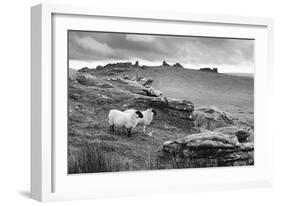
left=67, top=31, right=254, bottom=174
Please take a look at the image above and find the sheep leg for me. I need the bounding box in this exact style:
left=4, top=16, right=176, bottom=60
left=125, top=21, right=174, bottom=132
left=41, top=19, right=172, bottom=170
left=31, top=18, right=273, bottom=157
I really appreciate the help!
left=127, top=128, right=132, bottom=137
left=109, top=125, right=115, bottom=132
left=143, top=125, right=146, bottom=132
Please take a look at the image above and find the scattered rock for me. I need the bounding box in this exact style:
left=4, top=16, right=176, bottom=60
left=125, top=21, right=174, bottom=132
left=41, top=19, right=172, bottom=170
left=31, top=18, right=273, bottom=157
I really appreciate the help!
left=138, top=77, right=154, bottom=88
left=143, top=87, right=163, bottom=97
left=123, top=74, right=137, bottom=81
left=110, top=76, right=162, bottom=97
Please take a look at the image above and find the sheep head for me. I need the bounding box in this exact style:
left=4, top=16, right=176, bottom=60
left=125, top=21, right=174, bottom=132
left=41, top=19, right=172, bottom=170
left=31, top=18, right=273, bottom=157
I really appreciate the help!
left=135, top=110, right=143, bottom=118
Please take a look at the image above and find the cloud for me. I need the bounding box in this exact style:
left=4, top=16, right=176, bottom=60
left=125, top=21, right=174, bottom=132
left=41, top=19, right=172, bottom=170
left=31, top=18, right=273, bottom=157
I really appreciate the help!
left=68, top=31, right=254, bottom=70
left=126, top=34, right=155, bottom=43
left=73, top=34, right=112, bottom=56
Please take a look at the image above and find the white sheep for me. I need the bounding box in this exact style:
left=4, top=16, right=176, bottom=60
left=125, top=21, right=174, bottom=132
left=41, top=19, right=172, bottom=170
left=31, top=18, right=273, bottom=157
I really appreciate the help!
left=108, top=109, right=143, bottom=137
left=125, top=108, right=156, bottom=132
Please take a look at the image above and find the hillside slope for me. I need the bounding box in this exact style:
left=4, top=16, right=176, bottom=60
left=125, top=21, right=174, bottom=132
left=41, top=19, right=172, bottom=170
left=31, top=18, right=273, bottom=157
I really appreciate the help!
left=68, top=65, right=254, bottom=173
left=93, top=66, right=254, bottom=122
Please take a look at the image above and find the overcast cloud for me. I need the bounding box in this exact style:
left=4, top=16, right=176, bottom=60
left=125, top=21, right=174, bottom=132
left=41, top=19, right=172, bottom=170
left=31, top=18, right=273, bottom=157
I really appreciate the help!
left=68, top=31, right=254, bottom=73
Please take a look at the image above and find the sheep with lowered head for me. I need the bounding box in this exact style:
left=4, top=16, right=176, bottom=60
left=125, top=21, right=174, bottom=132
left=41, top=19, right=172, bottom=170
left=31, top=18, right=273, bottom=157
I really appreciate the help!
left=125, top=108, right=156, bottom=132
left=108, top=109, right=143, bottom=137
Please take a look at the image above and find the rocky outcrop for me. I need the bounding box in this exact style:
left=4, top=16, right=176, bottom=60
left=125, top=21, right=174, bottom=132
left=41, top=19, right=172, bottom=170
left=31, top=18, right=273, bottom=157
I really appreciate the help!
left=143, top=87, right=163, bottom=97
left=95, top=61, right=143, bottom=71
left=235, top=130, right=251, bottom=142
left=158, top=131, right=254, bottom=168
left=104, top=62, right=133, bottom=69
left=162, top=60, right=170, bottom=67
left=135, top=96, right=194, bottom=121
left=108, top=76, right=162, bottom=97
left=138, top=77, right=154, bottom=88
left=110, top=75, right=163, bottom=97
left=141, top=65, right=149, bottom=69
left=199, top=67, right=218, bottom=73
left=173, top=63, right=183, bottom=68
left=214, top=126, right=253, bottom=143
left=78, top=67, right=93, bottom=73
left=193, top=106, right=239, bottom=130
left=136, top=96, right=194, bottom=112
left=109, top=77, right=147, bottom=95
left=95, top=65, right=103, bottom=70
left=75, top=73, right=114, bottom=88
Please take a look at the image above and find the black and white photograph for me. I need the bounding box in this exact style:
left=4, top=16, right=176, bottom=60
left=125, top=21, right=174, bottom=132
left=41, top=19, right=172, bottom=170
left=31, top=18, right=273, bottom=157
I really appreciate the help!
left=67, top=31, right=254, bottom=174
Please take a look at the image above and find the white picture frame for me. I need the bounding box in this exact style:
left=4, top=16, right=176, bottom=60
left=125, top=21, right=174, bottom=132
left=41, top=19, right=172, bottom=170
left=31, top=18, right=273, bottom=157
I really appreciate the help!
left=31, top=3, right=274, bottom=202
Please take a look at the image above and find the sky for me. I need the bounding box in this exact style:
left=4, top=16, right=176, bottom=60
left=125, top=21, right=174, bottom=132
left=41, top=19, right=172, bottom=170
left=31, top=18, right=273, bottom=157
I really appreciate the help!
left=68, top=31, right=254, bottom=73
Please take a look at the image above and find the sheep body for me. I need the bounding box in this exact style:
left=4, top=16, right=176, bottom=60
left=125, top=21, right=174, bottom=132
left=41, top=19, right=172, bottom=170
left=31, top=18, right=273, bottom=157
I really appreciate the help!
left=124, top=108, right=156, bottom=132
left=108, top=109, right=143, bottom=137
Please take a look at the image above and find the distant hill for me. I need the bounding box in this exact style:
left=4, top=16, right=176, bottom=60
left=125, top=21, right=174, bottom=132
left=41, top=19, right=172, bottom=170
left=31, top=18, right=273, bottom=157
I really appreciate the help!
left=225, top=73, right=254, bottom=78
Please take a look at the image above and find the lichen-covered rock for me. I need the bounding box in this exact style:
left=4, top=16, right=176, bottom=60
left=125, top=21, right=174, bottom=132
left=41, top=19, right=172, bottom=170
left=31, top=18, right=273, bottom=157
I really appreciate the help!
left=158, top=131, right=254, bottom=168
left=215, top=126, right=253, bottom=143
left=194, top=106, right=239, bottom=130
left=135, top=96, right=194, bottom=113
left=76, top=74, right=114, bottom=88
left=134, top=96, right=194, bottom=130
left=167, top=132, right=239, bottom=149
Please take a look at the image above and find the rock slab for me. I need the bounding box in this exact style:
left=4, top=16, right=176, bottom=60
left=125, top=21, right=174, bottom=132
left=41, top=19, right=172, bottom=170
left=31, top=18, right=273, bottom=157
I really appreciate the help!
left=159, top=131, right=254, bottom=168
